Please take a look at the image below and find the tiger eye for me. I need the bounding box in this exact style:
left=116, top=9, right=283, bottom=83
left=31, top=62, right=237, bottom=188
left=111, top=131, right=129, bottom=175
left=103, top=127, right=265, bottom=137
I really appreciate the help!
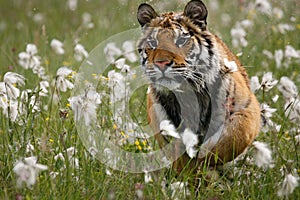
left=175, top=36, right=190, bottom=47
left=147, top=38, right=157, bottom=49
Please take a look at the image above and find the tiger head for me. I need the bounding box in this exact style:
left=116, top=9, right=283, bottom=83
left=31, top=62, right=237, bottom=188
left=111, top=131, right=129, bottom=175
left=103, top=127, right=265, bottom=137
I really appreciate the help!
left=137, top=0, right=220, bottom=92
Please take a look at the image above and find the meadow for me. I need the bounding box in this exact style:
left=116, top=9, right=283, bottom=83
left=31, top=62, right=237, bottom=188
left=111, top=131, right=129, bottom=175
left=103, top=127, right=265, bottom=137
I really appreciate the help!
left=0, top=0, right=300, bottom=199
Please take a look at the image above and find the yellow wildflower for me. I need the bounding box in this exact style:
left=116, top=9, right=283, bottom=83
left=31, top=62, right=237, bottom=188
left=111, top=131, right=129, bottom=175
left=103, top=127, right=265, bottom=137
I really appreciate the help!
left=135, top=140, right=140, bottom=146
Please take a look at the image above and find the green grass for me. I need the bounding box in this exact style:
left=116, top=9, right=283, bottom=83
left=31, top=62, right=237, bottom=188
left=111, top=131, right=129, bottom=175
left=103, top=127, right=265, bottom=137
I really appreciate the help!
left=1, top=0, right=300, bottom=199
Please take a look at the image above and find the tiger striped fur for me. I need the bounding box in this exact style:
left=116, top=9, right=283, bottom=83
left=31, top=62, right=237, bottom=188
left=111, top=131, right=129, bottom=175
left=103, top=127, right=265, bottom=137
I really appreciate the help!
left=137, top=0, right=261, bottom=174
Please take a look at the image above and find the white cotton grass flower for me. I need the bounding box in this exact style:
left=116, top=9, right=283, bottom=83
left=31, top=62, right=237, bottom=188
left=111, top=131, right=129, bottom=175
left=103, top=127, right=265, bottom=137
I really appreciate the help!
left=49, top=171, right=59, bottom=179
left=0, top=84, right=8, bottom=111
left=272, top=94, right=279, bottom=103
left=284, top=98, right=300, bottom=123
left=105, top=168, right=112, bottom=176
left=67, top=0, right=78, bottom=11
left=0, top=85, right=19, bottom=122
left=262, top=49, right=273, bottom=59
left=74, top=43, right=89, bottom=62
left=239, top=19, right=254, bottom=29
left=250, top=76, right=260, bottom=92
left=13, top=156, right=48, bottom=188
left=277, top=173, right=299, bottom=197
left=144, top=171, right=153, bottom=184
left=159, top=120, right=180, bottom=139
left=18, top=44, right=48, bottom=80
left=32, top=13, right=44, bottom=24
left=224, top=58, right=238, bottom=72
left=261, top=103, right=277, bottom=120
left=251, top=72, right=278, bottom=92
left=68, top=87, right=102, bottom=125
left=4, top=72, right=25, bottom=86
left=68, top=95, right=97, bottom=125
left=181, top=128, right=199, bottom=158
left=33, top=64, right=48, bottom=80
left=231, top=25, right=248, bottom=48
left=8, top=100, right=19, bottom=122
left=278, top=76, right=298, bottom=100
left=272, top=7, right=284, bottom=19
left=252, top=141, right=273, bottom=169
left=221, top=13, right=231, bottom=26
left=115, top=58, right=131, bottom=72
left=261, top=72, right=278, bottom=92
left=277, top=23, right=295, bottom=34
left=82, top=12, right=94, bottom=29
left=88, top=147, right=99, bottom=158
left=104, top=42, right=122, bottom=63
left=3, top=84, right=20, bottom=100
left=50, top=39, right=65, bottom=55
left=3, top=72, right=25, bottom=99
left=57, top=66, right=73, bottom=77
left=20, top=90, right=40, bottom=113
left=38, top=80, right=49, bottom=96
left=255, top=0, right=272, bottom=15
left=55, top=66, right=74, bottom=92
left=66, top=147, right=79, bottom=169
left=260, top=103, right=278, bottom=132
left=54, top=147, right=79, bottom=170
left=209, top=0, right=219, bottom=11
left=122, top=40, right=138, bottom=63
left=285, top=45, right=300, bottom=59
left=54, top=153, right=65, bottom=163
left=107, top=70, right=126, bottom=103
left=26, top=142, right=35, bottom=153
left=170, top=181, right=191, bottom=199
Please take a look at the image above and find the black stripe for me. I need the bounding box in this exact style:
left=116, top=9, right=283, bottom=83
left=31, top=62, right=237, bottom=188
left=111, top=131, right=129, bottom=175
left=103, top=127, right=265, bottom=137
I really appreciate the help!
left=233, top=81, right=237, bottom=97
left=201, top=33, right=214, bottom=57
left=244, top=95, right=252, bottom=109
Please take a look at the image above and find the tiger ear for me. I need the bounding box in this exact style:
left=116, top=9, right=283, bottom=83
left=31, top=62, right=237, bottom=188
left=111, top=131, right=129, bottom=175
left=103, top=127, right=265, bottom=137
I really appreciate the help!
left=184, top=0, right=208, bottom=30
left=137, top=3, right=159, bottom=27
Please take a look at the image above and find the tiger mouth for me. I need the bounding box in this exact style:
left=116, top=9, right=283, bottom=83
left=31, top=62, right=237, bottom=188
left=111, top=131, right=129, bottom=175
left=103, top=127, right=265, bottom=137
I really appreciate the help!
left=151, top=76, right=182, bottom=91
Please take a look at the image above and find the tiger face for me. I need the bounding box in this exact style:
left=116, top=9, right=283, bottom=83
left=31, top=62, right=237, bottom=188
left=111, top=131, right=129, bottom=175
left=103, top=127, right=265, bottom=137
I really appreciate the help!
left=137, top=1, right=219, bottom=92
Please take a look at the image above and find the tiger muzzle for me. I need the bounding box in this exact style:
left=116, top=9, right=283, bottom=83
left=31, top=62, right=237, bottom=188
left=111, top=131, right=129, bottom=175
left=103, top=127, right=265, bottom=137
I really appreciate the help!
left=154, top=60, right=173, bottom=74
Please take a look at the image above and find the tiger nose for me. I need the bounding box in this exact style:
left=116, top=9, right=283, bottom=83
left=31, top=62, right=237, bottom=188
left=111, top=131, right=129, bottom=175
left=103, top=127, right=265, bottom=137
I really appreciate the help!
left=154, top=60, right=173, bottom=72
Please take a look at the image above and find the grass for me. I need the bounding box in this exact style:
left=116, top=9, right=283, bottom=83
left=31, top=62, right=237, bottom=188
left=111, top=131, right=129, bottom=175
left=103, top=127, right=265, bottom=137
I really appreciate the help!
left=0, top=0, right=300, bottom=199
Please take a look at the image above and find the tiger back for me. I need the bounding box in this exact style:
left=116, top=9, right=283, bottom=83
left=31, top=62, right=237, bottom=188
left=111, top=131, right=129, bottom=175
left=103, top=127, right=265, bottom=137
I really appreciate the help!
left=137, top=0, right=261, bottom=174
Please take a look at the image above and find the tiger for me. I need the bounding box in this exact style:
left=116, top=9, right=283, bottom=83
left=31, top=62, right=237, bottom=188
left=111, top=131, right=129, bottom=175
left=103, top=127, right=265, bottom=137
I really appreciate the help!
left=137, top=0, right=261, bottom=175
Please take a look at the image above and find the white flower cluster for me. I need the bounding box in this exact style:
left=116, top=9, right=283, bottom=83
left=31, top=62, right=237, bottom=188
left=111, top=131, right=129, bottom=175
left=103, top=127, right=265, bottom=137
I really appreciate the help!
left=263, top=45, right=300, bottom=68
left=250, top=71, right=298, bottom=132
left=2, top=44, right=81, bottom=124
left=231, top=19, right=253, bottom=48
left=54, top=147, right=80, bottom=170
left=278, top=76, right=300, bottom=123
left=252, top=141, right=273, bottom=169
left=18, top=44, right=48, bottom=80
left=159, top=120, right=199, bottom=158
left=49, top=38, right=89, bottom=61
left=277, top=173, right=299, bottom=197
left=230, top=0, right=295, bottom=50
left=50, top=147, right=80, bottom=180
left=55, top=66, right=75, bottom=92
left=68, top=86, right=102, bottom=125
left=0, top=72, right=26, bottom=122
left=250, top=72, right=278, bottom=92
left=13, top=156, right=48, bottom=188
left=104, top=41, right=138, bottom=64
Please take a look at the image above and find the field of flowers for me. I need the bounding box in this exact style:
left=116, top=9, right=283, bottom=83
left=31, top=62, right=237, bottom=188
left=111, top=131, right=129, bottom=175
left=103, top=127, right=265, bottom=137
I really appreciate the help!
left=0, top=0, right=299, bottom=199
